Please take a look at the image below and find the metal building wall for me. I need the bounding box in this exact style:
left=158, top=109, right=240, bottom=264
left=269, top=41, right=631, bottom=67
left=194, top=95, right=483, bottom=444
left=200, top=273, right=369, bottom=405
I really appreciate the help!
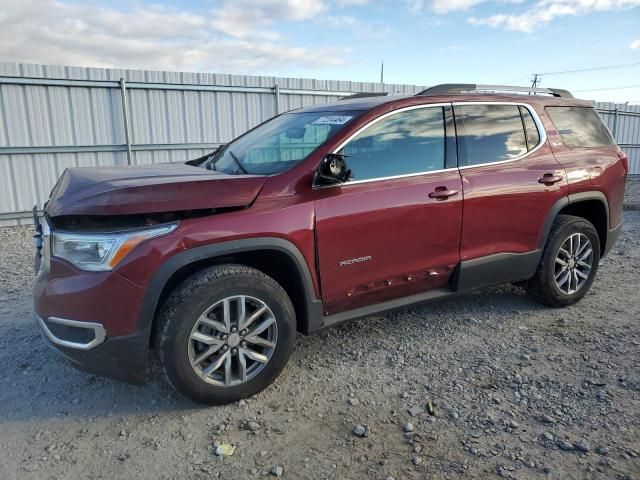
left=0, top=63, right=425, bottom=225
left=1, top=63, right=639, bottom=225
left=594, top=102, right=640, bottom=175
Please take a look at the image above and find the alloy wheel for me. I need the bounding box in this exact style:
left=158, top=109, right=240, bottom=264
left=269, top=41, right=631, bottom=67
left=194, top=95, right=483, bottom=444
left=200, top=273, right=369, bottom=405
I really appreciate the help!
left=554, top=233, right=594, bottom=295
left=187, top=295, right=278, bottom=386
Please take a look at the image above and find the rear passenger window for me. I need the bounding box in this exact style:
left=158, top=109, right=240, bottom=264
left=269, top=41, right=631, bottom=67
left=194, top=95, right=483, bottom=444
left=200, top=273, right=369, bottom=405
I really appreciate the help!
left=454, top=105, right=528, bottom=167
left=546, top=107, right=614, bottom=148
left=339, top=107, right=445, bottom=182
left=520, top=106, right=540, bottom=151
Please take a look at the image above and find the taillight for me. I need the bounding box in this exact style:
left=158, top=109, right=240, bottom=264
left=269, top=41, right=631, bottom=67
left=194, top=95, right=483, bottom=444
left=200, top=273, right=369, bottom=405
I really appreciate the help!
left=617, top=150, right=629, bottom=174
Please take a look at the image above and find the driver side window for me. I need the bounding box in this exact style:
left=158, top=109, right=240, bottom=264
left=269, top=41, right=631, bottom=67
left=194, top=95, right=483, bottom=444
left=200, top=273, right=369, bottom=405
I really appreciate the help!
left=339, top=107, right=445, bottom=182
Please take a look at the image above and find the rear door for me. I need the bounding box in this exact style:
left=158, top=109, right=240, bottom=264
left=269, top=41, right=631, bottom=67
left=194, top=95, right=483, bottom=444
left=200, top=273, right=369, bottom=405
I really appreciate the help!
left=314, top=105, right=463, bottom=315
left=454, top=103, right=568, bottom=288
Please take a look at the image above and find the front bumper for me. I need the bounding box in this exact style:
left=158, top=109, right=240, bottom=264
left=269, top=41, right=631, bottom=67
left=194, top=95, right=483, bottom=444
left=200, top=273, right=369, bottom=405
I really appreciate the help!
left=33, top=218, right=151, bottom=384
left=37, top=315, right=149, bottom=384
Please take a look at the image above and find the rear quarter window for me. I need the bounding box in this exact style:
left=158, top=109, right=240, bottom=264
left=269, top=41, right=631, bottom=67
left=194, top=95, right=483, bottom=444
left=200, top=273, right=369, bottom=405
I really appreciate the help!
left=546, top=107, right=614, bottom=148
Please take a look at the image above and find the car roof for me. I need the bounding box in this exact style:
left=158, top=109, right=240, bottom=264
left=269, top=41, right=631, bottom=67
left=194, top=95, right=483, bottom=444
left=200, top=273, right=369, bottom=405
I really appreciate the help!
left=292, top=92, right=591, bottom=114
left=294, top=94, right=414, bottom=113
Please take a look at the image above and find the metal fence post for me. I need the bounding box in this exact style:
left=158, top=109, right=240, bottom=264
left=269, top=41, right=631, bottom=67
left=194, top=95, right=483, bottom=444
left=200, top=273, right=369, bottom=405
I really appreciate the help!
left=613, top=107, right=619, bottom=139
left=274, top=82, right=280, bottom=115
left=119, top=78, right=132, bottom=165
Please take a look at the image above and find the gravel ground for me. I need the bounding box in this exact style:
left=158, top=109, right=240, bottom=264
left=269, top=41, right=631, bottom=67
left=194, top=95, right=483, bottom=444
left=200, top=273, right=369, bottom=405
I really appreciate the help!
left=0, top=212, right=638, bottom=480
left=625, top=178, right=640, bottom=210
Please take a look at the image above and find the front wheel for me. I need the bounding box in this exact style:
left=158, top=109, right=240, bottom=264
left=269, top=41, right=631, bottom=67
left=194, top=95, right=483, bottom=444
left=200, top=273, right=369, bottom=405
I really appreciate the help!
left=157, top=265, right=296, bottom=405
left=526, top=214, right=600, bottom=307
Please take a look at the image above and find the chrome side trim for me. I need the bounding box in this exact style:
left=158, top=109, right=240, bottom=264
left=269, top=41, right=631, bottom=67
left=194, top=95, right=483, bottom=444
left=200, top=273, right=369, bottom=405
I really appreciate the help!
left=317, top=103, right=453, bottom=188
left=315, top=101, right=550, bottom=188
left=37, top=316, right=106, bottom=350
left=331, top=103, right=450, bottom=154
left=326, top=168, right=454, bottom=187
left=452, top=101, right=548, bottom=170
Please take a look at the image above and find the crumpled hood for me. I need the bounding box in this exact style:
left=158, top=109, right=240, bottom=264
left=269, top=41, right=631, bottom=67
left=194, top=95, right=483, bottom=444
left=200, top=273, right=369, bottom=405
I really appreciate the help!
left=45, top=163, right=267, bottom=217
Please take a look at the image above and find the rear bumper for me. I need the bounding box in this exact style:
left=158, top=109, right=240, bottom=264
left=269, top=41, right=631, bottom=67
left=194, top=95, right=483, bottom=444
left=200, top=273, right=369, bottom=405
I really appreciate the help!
left=37, top=315, right=149, bottom=384
left=603, top=222, right=623, bottom=257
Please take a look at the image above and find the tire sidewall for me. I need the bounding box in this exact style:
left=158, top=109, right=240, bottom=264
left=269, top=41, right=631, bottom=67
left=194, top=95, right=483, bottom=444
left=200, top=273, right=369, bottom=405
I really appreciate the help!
left=542, top=220, right=600, bottom=304
left=160, top=268, right=296, bottom=405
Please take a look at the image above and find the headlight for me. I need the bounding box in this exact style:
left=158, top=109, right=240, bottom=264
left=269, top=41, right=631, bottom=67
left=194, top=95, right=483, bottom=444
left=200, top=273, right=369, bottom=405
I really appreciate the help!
left=52, top=223, right=177, bottom=271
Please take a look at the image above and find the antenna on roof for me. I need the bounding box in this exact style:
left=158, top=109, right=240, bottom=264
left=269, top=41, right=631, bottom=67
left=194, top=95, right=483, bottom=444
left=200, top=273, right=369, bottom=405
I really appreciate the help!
left=380, top=60, right=384, bottom=84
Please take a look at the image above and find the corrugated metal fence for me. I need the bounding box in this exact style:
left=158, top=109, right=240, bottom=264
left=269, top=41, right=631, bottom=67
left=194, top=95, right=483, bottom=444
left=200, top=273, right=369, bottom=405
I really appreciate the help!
left=593, top=102, right=640, bottom=175
left=0, top=63, right=638, bottom=225
left=0, top=63, right=425, bottom=225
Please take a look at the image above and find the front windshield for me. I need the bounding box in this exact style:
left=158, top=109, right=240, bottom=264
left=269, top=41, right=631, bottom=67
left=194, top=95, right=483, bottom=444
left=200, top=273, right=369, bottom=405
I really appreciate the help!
left=210, top=111, right=361, bottom=175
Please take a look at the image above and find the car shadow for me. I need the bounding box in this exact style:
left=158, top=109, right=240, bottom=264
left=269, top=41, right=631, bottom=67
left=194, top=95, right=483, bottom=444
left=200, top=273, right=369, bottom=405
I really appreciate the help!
left=0, top=284, right=549, bottom=423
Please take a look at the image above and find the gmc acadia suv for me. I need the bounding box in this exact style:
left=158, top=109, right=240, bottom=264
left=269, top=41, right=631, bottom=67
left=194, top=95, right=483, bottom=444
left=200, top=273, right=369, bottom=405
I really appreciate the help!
left=33, top=83, right=628, bottom=404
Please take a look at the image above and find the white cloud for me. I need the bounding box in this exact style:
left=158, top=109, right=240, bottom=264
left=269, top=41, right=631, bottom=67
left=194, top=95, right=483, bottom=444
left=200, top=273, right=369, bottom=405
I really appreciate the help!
left=211, top=0, right=327, bottom=39
left=407, top=0, right=524, bottom=14
left=631, top=39, right=640, bottom=49
left=405, top=0, right=487, bottom=15
left=432, top=0, right=488, bottom=14
left=0, top=0, right=346, bottom=73
left=325, top=14, right=361, bottom=27
left=323, top=14, right=391, bottom=38
left=468, top=0, right=640, bottom=32
left=335, top=0, right=371, bottom=5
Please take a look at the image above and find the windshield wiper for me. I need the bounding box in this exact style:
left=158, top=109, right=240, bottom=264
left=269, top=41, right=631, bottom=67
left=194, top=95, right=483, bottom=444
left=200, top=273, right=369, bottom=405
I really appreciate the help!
left=204, top=145, right=223, bottom=171
left=227, top=149, right=248, bottom=175
left=205, top=154, right=217, bottom=171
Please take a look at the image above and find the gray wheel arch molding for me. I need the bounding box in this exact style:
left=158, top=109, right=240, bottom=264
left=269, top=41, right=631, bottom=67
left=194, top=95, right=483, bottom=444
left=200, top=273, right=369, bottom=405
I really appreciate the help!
left=450, top=191, right=613, bottom=293
left=538, top=191, right=611, bottom=252
left=137, top=237, right=324, bottom=342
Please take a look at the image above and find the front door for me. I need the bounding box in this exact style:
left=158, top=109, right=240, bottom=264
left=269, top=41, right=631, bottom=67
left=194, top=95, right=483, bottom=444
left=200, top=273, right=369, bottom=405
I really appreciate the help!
left=314, top=105, right=463, bottom=315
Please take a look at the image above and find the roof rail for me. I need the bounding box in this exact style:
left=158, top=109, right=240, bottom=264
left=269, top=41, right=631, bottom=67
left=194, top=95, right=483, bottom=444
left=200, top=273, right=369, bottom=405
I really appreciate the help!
left=340, top=92, right=389, bottom=100
left=416, top=83, right=573, bottom=98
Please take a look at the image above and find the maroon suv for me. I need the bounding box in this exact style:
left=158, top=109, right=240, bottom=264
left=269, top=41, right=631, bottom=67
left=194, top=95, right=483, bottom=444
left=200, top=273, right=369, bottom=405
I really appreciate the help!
left=33, top=84, right=628, bottom=404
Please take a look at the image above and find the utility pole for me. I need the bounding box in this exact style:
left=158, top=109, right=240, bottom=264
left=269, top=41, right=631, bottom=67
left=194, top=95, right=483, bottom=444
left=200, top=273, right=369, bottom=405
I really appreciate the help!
left=531, top=73, right=541, bottom=88
left=380, top=60, right=384, bottom=84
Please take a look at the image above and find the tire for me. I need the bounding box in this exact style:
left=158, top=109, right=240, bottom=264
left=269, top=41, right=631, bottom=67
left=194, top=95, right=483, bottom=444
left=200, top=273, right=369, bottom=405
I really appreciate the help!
left=526, top=214, right=600, bottom=307
left=157, top=264, right=296, bottom=405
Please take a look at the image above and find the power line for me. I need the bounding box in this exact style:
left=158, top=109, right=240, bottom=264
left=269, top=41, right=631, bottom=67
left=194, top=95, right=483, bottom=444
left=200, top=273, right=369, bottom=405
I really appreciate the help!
left=538, top=62, right=640, bottom=76
left=503, top=62, right=640, bottom=85
left=573, top=84, right=640, bottom=93
left=503, top=75, right=533, bottom=84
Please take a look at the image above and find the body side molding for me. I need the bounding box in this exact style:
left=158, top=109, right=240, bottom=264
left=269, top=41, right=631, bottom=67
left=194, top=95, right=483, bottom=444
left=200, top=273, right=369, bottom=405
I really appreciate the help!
left=321, top=288, right=454, bottom=330
left=319, top=250, right=540, bottom=332
left=452, top=250, right=541, bottom=292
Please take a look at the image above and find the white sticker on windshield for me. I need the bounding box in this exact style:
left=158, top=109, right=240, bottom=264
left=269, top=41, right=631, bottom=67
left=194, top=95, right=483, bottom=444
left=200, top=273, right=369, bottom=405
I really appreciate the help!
left=312, top=115, right=353, bottom=125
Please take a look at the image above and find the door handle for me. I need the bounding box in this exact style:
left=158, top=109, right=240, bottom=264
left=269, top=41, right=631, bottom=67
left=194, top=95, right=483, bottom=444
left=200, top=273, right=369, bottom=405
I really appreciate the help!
left=429, top=186, right=460, bottom=200
left=538, top=173, right=564, bottom=185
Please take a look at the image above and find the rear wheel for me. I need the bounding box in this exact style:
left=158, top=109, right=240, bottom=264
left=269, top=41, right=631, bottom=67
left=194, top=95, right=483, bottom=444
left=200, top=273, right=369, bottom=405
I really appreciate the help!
left=157, top=264, right=296, bottom=405
left=527, top=215, right=600, bottom=307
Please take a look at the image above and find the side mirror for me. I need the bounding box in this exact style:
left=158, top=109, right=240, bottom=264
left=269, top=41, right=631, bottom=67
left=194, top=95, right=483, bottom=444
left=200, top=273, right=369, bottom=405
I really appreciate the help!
left=315, top=154, right=351, bottom=185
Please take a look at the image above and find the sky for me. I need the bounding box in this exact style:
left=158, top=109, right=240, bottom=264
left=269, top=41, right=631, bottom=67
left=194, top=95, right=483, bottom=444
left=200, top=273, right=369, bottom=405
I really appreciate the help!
left=0, top=0, right=639, bottom=103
